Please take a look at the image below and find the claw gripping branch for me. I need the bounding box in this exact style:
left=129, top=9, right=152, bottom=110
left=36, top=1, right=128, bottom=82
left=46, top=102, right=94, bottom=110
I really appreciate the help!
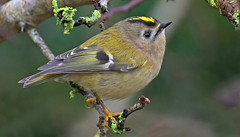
left=107, top=95, right=150, bottom=134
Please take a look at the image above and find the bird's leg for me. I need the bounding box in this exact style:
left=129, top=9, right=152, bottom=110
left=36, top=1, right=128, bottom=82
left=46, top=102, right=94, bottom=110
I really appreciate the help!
left=101, top=102, right=121, bottom=128
left=93, top=93, right=121, bottom=128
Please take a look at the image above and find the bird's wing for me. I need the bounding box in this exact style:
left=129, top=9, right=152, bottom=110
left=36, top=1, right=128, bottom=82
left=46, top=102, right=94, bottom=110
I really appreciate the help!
left=37, top=45, right=141, bottom=74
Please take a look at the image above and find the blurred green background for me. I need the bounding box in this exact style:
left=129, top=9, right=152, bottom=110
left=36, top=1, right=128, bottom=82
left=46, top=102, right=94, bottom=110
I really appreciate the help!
left=1, top=0, right=240, bottom=137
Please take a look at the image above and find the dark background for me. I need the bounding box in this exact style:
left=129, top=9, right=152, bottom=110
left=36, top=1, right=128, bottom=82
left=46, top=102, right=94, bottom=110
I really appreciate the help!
left=1, top=0, right=240, bottom=137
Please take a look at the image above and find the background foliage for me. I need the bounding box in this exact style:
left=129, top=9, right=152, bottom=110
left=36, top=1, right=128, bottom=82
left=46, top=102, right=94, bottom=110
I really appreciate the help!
left=0, top=0, right=240, bottom=137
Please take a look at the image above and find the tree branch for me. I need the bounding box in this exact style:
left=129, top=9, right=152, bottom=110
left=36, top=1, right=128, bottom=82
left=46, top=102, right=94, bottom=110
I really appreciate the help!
left=27, top=27, right=55, bottom=60
left=0, top=0, right=99, bottom=43
left=205, top=0, right=240, bottom=28
left=90, top=0, right=145, bottom=26
left=62, top=0, right=145, bottom=31
left=69, top=82, right=107, bottom=137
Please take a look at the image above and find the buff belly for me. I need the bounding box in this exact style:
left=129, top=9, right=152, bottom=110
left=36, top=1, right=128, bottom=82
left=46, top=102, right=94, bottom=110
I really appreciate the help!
left=63, top=64, right=159, bottom=99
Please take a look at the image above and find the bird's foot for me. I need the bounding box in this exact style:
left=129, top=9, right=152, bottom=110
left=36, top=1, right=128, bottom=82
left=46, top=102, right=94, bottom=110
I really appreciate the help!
left=89, top=93, right=121, bottom=128
left=104, top=109, right=121, bottom=128
left=86, top=97, right=97, bottom=108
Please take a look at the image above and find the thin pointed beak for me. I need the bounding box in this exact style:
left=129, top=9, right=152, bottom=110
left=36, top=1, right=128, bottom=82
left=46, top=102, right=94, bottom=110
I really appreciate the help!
left=160, top=22, right=172, bottom=29
left=154, top=21, right=172, bottom=37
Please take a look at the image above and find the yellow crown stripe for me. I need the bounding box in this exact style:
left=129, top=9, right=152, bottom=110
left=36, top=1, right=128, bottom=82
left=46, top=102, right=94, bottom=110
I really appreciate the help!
left=129, top=17, right=155, bottom=23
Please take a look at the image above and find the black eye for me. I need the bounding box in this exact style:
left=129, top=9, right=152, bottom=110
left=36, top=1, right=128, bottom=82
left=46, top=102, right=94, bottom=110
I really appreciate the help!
left=143, top=32, right=151, bottom=38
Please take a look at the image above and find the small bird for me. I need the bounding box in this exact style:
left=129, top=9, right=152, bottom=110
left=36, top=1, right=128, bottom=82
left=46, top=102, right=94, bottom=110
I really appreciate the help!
left=19, top=17, right=171, bottom=124
left=19, top=16, right=171, bottom=99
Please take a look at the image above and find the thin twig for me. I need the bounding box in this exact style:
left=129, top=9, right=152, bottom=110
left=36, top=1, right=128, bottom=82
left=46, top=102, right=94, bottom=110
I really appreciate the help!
left=90, top=0, right=145, bottom=26
left=123, top=95, right=150, bottom=118
left=59, top=0, right=144, bottom=32
left=72, top=0, right=145, bottom=28
left=97, top=116, right=107, bottom=137
left=99, top=22, right=105, bottom=31
left=27, top=28, right=55, bottom=60
left=108, top=95, right=150, bottom=133
left=99, top=0, right=109, bottom=11
left=69, top=82, right=107, bottom=136
left=73, top=0, right=108, bottom=29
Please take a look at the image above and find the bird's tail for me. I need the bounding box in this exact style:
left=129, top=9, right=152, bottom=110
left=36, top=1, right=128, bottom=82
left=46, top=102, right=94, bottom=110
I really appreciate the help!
left=18, top=71, right=62, bottom=88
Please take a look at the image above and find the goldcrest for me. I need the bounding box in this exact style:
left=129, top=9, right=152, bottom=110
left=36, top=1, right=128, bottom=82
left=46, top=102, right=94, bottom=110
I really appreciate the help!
left=19, top=16, right=171, bottom=99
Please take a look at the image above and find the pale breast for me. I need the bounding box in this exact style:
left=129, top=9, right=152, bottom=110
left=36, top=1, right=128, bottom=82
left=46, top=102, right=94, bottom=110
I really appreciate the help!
left=66, top=61, right=161, bottom=99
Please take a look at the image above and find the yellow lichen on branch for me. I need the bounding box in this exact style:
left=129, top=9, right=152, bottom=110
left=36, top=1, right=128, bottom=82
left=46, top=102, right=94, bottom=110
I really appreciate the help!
left=0, top=0, right=98, bottom=43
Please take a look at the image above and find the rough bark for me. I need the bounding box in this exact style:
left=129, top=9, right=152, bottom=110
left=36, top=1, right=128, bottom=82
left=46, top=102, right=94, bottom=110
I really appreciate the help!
left=0, top=0, right=97, bottom=43
left=206, top=0, right=240, bottom=28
